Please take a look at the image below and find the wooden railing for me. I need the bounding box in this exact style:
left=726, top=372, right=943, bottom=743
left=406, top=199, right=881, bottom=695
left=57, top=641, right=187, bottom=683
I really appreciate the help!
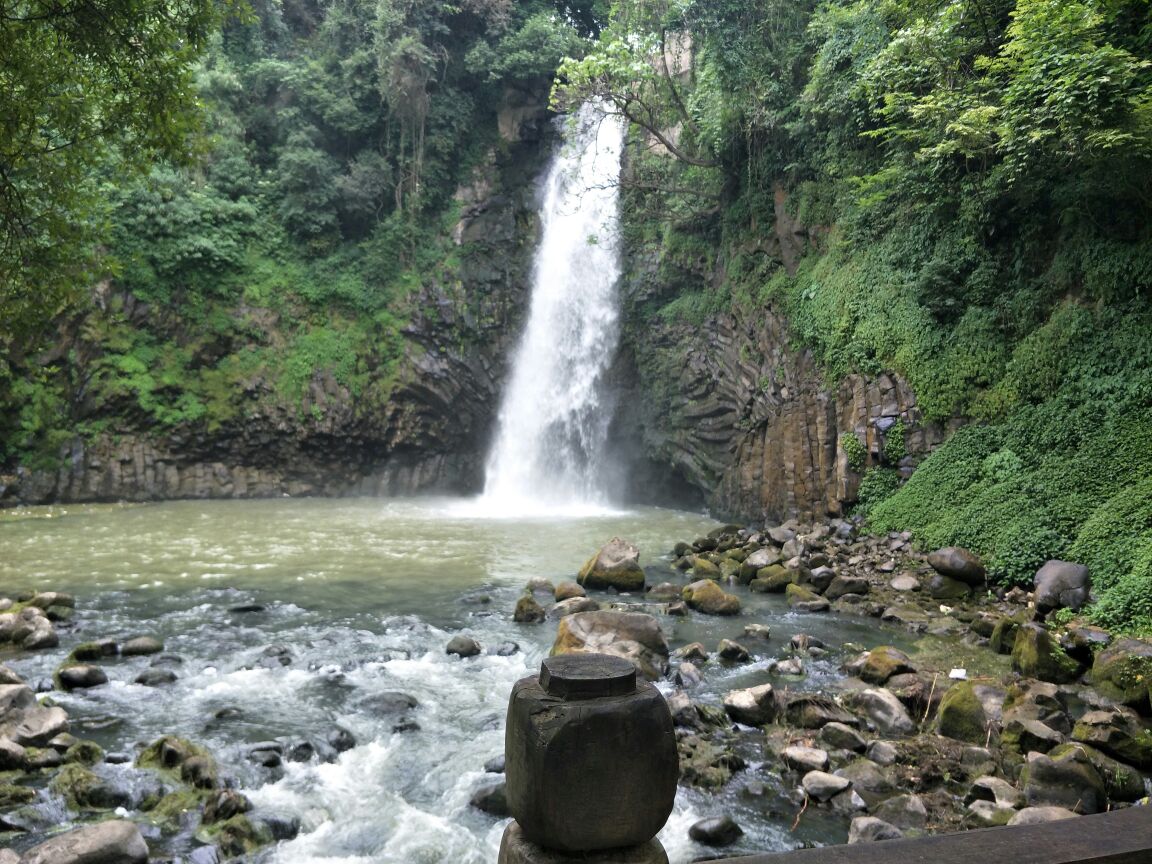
left=713, top=806, right=1151, bottom=864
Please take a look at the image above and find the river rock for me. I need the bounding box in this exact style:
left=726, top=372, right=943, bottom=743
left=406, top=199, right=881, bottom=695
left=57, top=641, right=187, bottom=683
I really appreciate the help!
left=647, top=582, right=682, bottom=601
left=784, top=694, right=857, bottom=729
left=1071, top=709, right=1152, bottom=768
left=446, top=635, right=482, bottom=658
left=723, top=684, right=779, bottom=726
left=873, top=793, right=927, bottom=831
left=1033, top=560, right=1091, bottom=614
left=1090, top=637, right=1152, bottom=710
left=848, top=816, right=903, bottom=843
left=0, top=851, right=17, bottom=864
left=513, top=596, right=545, bottom=623
left=554, top=581, right=585, bottom=601
left=843, top=688, right=916, bottom=736
left=1050, top=742, right=1148, bottom=802
left=742, top=623, right=771, bottom=641
left=691, top=557, right=722, bottom=578
left=675, top=661, right=703, bottom=688
left=966, top=776, right=1024, bottom=809
left=718, top=639, right=750, bottom=663
left=673, top=642, right=710, bottom=662
left=551, top=611, right=669, bottom=680
left=785, top=583, right=829, bottom=612
left=802, top=770, right=851, bottom=801
left=120, top=635, right=164, bottom=656
left=19, top=819, right=148, bottom=864
left=820, top=722, right=867, bottom=753
left=0, top=739, right=27, bottom=770
left=682, top=580, right=741, bottom=616
left=738, top=548, right=782, bottom=583
left=0, top=664, right=22, bottom=686
left=470, top=778, right=509, bottom=816
left=928, top=573, right=973, bottom=600
left=890, top=573, right=919, bottom=592
left=1020, top=748, right=1106, bottom=813
left=1001, top=717, right=1065, bottom=754
left=1012, top=623, right=1083, bottom=684
left=578, top=538, right=645, bottom=592
left=865, top=740, right=898, bottom=766
left=1007, top=806, right=1080, bottom=825
left=937, top=681, right=1005, bottom=744
left=826, top=575, right=870, bottom=600
left=688, top=815, right=743, bottom=846
left=0, top=684, right=69, bottom=745
left=834, top=759, right=899, bottom=807
left=927, top=547, right=986, bottom=585
left=135, top=668, right=178, bottom=687
left=781, top=745, right=828, bottom=773
left=857, top=647, right=915, bottom=685
left=204, top=789, right=254, bottom=824
left=546, top=597, right=600, bottom=619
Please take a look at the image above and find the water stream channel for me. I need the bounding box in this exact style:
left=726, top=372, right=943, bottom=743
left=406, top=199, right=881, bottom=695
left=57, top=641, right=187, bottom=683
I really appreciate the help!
left=0, top=497, right=924, bottom=862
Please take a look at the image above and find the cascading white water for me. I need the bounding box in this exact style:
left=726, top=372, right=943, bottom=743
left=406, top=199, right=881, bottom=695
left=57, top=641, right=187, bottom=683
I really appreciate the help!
left=482, top=102, right=626, bottom=515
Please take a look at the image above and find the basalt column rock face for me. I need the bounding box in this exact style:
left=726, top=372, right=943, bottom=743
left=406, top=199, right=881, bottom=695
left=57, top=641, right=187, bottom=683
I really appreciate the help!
left=616, top=300, right=957, bottom=521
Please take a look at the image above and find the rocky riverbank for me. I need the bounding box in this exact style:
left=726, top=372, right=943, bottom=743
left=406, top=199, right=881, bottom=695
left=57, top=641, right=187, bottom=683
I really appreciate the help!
left=2, top=518, right=1150, bottom=864
left=497, top=522, right=1152, bottom=852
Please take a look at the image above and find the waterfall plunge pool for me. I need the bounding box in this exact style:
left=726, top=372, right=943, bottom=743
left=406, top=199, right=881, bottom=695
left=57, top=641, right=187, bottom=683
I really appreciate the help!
left=0, top=497, right=923, bottom=863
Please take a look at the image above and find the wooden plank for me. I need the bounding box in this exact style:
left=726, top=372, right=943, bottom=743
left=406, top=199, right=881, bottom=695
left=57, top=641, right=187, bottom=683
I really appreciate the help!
left=716, top=807, right=1152, bottom=864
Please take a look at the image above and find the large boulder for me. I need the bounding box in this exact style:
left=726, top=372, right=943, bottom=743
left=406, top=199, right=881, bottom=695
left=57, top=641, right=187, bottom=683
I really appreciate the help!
left=1019, top=748, right=1106, bottom=814
left=1033, top=561, right=1091, bottom=614
left=843, top=688, right=916, bottom=736
left=858, top=647, right=916, bottom=685
left=1011, top=624, right=1083, bottom=684
left=927, top=547, right=986, bottom=586
left=938, top=681, right=1005, bottom=744
left=578, top=538, right=645, bottom=592
left=19, top=819, right=148, bottom=864
left=722, top=684, right=779, bottom=726
left=682, top=580, right=741, bottom=616
left=0, top=684, right=69, bottom=746
left=1091, top=638, right=1152, bottom=711
left=552, top=611, right=669, bottom=680
left=1071, top=710, right=1152, bottom=769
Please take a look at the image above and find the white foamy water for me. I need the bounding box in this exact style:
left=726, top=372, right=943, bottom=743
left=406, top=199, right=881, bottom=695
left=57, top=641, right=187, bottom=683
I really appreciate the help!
left=482, top=102, right=627, bottom=516
left=1, top=499, right=905, bottom=861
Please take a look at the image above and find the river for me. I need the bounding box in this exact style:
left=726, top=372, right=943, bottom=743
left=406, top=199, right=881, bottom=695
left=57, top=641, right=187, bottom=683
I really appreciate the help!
left=0, top=497, right=929, bottom=862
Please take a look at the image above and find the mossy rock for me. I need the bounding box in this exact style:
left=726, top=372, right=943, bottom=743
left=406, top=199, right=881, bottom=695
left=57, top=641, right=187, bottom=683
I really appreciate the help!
left=67, top=641, right=117, bottom=662
left=1011, top=623, right=1083, bottom=684
left=1050, top=743, right=1147, bottom=803
left=1091, top=638, right=1152, bottom=710
left=938, top=681, right=994, bottom=744
left=785, top=583, right=822, bottom=606
left=137, top=735, right=210, bottom=773
left=989, top=611, right=1030, bottom=655
left=64, top=740, right=105, bottom=766
left=577, top=538, right=646, bottom=592
left=198, top=814, right=274, bottom=857
left=753, top=565, right=792, bottom=593
left=682, top=580, right=741, bottom=616
left=0, top=783, right=35, bottom=807
left=860, top=647, right=916, bottom=685
left=691, top=557, right=722, bottom=579
left=146, top=789, right=209, bottom=830
left=48, top=763, right=106, bottom=809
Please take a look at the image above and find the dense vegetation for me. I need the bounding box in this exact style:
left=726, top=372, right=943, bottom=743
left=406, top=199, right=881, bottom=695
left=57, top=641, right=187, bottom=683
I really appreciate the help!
left=562, top=0, right=1152, bottom=630
left=1, top=0, right=600, bottom=466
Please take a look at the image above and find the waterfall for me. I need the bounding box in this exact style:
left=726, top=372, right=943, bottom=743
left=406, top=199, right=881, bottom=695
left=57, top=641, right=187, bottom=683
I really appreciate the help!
left=482, top=102, right=626, bottom=515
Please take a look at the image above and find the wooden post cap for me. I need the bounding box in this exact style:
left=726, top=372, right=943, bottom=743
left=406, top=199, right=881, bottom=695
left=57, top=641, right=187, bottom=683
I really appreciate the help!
left=540, top=654, right=637, bottom=699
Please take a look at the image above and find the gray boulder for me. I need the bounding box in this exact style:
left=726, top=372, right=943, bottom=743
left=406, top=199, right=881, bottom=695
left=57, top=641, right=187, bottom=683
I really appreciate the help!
left=848, top=816, right=903, bottom=843
left=578, top=537, right=645, bottom=592
left=19, top=820, right=148, bottom=864
left=723, top=684, right=778, bottom=726
left=551, top=611, right=669, bottom=680
left=0, top=684, right=69, bottom=745
left=928, top=547, right=986, bottom=585
left=688, top=815, right=743, bottom=846
left=1034, top=561, right=1091, bottom=614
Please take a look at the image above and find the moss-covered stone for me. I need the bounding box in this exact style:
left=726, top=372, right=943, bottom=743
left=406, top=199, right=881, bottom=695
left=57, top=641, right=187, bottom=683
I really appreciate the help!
left=682, top=580, right=741, bottom=616
left=136, top=735, right=210, bottom=773
left=48, top=763, right=102, bottom=808
left=146, top=789, right=209, bottom=830
left=691, top=557, right=721, bottom=579
left=577, top=538, right=646, bottom=592
left=1091, top=638, right=1152, bottom=710
left=1011, top=623, right=1083, bottom=684
left=1050, top=743, right=1147, bottom=803
left=860, top=647, right=916, bottom=685
left=989, top=611, right=1030, bottom=655
left=198, top=814, right=274, bottom=857
left=938, top=681, right=994, bottom=744
left=0, top=783, right=35, bottom=807
left=64, top=740, right=105, bottom=766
